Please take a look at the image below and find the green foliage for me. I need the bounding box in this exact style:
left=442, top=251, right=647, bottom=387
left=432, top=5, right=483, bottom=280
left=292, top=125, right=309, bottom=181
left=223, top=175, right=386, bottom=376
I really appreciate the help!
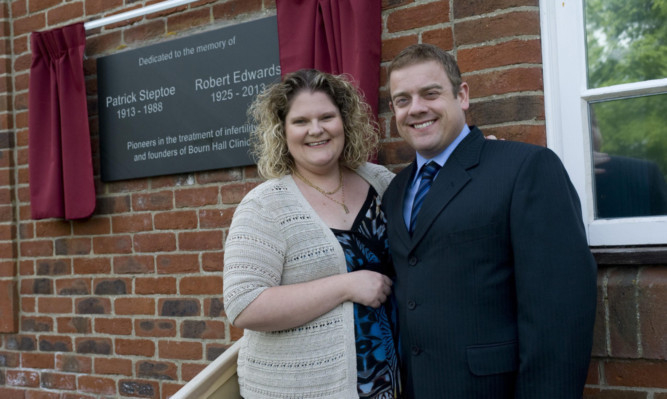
left=585, top=0, right=667, bottom=175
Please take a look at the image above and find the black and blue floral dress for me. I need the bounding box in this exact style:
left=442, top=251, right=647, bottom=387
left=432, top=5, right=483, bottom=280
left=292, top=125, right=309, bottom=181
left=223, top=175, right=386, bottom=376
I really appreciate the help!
left=332, top=187, right=402, bottom=399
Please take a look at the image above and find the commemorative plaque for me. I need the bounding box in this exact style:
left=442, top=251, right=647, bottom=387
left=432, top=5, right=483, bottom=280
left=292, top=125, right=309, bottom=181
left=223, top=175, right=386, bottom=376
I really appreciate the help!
left=97, top=16, right=280, bottom=181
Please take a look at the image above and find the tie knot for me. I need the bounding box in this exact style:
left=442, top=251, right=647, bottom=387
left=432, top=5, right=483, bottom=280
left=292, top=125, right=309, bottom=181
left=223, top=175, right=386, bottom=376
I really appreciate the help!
left=420, top=161, right=440, bottom=180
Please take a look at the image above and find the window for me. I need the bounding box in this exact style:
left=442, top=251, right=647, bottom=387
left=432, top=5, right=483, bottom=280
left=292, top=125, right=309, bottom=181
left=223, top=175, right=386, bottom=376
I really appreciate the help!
left=540, top=0, right=667, bottom=246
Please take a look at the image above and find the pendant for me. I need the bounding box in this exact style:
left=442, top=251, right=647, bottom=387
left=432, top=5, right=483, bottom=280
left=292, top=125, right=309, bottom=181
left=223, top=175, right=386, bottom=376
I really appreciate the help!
left=342, top=204, right=349, bottom=214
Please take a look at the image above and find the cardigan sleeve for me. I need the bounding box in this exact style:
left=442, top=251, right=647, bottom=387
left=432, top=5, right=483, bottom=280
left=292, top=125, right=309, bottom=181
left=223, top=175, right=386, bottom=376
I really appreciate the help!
left=223, top=193, right=287, bottom=324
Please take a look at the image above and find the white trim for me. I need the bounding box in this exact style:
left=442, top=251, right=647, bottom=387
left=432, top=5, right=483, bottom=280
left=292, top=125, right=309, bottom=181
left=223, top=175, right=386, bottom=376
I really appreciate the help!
left=84, top=0, right=198, bottom=30
left=540, top=0, right=667, bottom=246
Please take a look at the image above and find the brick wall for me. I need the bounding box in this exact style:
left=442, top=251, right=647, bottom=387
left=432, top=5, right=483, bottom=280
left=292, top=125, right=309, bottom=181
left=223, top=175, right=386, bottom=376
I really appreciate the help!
left=0, top=0, right=665, bottom=398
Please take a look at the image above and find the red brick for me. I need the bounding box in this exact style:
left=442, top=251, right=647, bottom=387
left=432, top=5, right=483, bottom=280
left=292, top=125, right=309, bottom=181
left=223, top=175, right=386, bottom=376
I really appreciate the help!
left=55, top=354, right=92, bottom=373
left=196, top=168, right=243, bottom=184
left=386, top=0, right=449, bottom=33
left=178, top=230, right=222, bottom=251
left=583, top=388, right=647, bottom=399
left=5, top=369, right=39, bottom=387
left=75, top=297, right=111, bottom=315
left=39, top=335, right=72, bottom=352
left=135, top=319, right=176, bottom=337
left=230, top=325, right=244, bottom=341
left=467, top=96, right=544, bottom=126
left=38, top=297, right=72, bottom=314
left=181, top=362, right=207, bottom=381
left=56, top=278, right=91, bottom=296
left=0, top=280, right=17, bottom=332
left=135, top=277, right=177, bottom=295
left=175, top=186, right=219, bottom=207
left=181, top=320, right=225, bottom=339
left=85, top=0, right=123, bottom=15
left=78, top=375, right=116, bottom=395
left=163, top=383, right=184, bottom=399
left=92, top=235, right=132, bottom=254
left=464, top=67, right=543, bottom=98
left=453, top=0, right=537, bottom=18
left=113, top=255, right=155, bottom=274
left=132, top=191, right=174, bottom=211
left=85, top=31, right=123, bottom=57
left=21, top=316, right=53, bottom=332
left=95, top=317, right=132, bottom=335
left=107, top=179, right=149, bottom=194
left=21, top=296, right=35, bottom=312
left=638, top=267, right=667, bottom=360
left=198, top=208, right=233, bottom=228
left=134, top=232, right=176, bottom=252
left=457, top=39, right=542, bottom=73
left=382, top=35, right=419, bottom=64
left=115, top=297, right=155, bottom=315
left=481, top=124, right=546, bottom=147
left=212, top=0, right=262, bottom=20
left=124, top=19, right=166, bottom=45
left=159, top=340, right=202, bottom=360
left=57, top=317, right=92, bottom=334
left=40, top=372, right=77, bottom=391
left=19, top=240, right=53, bottom=257
left=73, top=257, right=111, bottom=274
left=156, top=254, right=199, bottom=274
left=95, top=357, right=132, bottom=376
left=202, top=251, right=224, bottom=272
left=55, top=238, right=92, bottom=255
left=21, top=352, right=54, bottom=369
left=29, top=0, right=60, bottom=12
left=13, top=13, right=45, bottom=36
left=455, top=10, right=540, bottom=45
left=166, top=6, right=211, bottom=32
left=72, top=217, right=111, bottom=235
left=221, top=182, right=259, bottom=204
left=607, top=268, right=640, bottom=358
left=96, top=195, right=131, bottom=214
left=115, top=338, right=155, bottom=357
left=422, top=27, right=454, bottom=52
left=180, top=276, right=222, bottom=295
left=154, top=210, right=198, bottom=230
left=111, top=214, right=152, bottom=233
left=118, top=379, right=160, bottom=397
left=604, top=360, right=667, bottom=388
left=378, top=140, right=415, bottom=166
left=47, top=2, right=84, bottom=26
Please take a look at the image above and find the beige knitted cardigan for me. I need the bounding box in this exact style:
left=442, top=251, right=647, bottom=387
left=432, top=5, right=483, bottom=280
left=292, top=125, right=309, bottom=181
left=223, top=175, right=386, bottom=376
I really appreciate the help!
left=223, top=162, right=394, bottom=399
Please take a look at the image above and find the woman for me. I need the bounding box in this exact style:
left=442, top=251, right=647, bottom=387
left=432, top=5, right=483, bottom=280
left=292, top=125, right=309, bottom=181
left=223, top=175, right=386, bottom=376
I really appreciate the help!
left=223, top=69, right=400, bottom=398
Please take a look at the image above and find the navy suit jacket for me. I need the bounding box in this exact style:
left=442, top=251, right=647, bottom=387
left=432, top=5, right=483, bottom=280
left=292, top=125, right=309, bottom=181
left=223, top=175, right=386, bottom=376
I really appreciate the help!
left=383, top=127, right=597, bottom=398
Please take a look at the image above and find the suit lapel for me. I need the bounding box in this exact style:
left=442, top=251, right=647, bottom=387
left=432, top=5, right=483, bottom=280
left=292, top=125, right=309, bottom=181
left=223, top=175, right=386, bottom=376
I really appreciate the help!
left=390, top=162, right=417, bottom=245
left=409, top=128, right=485, bottom=245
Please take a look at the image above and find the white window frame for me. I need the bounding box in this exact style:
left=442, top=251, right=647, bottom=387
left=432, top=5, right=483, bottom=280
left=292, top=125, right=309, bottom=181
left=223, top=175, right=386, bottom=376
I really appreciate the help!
left=539, top=0, right=667, bottom=246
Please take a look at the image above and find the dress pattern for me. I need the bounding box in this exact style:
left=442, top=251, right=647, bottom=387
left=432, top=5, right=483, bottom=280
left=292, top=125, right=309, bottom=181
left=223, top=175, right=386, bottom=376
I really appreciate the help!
left=332, top=187, right=402, bottom=399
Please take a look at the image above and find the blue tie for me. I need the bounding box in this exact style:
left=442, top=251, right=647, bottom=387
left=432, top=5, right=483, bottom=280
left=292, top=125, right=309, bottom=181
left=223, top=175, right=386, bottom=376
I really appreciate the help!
left=410, top=161, right=441, bottom=234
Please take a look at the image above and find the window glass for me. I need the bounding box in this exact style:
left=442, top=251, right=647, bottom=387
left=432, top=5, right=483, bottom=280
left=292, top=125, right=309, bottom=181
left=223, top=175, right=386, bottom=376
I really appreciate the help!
left=590, top=94, right=667, bottom=219
left=585, top=0, right=667, bottom=88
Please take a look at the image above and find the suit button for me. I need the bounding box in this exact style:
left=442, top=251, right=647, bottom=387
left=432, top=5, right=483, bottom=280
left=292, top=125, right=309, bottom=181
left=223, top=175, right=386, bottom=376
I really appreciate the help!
left=407, top=300, right=416, bottom=310
left=408, top=256, right=418, bottom=266
left=411, top=345, right=421, bottom=356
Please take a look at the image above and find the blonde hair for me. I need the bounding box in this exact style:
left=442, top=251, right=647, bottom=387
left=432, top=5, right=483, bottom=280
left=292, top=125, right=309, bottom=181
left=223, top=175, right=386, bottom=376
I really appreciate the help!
left=248, top=69, right=378, bottom=179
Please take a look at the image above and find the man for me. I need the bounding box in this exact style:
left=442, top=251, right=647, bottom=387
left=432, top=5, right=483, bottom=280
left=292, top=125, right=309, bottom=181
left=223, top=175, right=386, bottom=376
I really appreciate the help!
left=383, top=43, right=597, bottom=398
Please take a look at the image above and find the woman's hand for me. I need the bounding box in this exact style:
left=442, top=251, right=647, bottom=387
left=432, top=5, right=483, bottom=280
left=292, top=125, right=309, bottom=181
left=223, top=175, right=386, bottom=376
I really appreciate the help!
left=345, top=270, right=393, bottom=308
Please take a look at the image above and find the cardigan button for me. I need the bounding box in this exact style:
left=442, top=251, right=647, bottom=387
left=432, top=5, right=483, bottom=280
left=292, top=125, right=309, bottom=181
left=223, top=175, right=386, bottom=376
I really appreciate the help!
left=407, top=300, right=416, bottom=310
left=411, top=345, right=421, bottom=356
left=408, top=256, right=418, bottom=266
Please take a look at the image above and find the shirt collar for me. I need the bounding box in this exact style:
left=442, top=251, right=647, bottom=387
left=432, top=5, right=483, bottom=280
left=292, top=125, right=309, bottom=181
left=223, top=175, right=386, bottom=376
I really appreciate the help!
left=414, top=124, right=471, bottom=173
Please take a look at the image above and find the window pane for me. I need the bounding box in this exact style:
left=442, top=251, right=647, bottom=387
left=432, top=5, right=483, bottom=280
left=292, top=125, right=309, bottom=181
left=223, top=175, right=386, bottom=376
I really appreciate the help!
left=590, top=94, right=667, bottom=219
left=584, top=0, right=667, bottom=88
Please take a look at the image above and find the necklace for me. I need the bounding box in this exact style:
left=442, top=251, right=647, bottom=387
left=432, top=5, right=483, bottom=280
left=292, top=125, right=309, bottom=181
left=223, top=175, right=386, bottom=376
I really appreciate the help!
left=293, top=169, right=349, bottom=214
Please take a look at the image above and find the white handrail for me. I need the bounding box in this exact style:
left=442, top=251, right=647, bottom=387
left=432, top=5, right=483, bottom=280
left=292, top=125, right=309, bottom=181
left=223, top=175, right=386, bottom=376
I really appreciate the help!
left=84, top=0, right=198, bottom=30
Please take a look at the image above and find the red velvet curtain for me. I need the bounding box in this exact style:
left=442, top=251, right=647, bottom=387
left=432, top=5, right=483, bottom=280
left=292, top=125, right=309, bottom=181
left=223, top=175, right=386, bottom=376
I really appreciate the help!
left=29, top=22, right=95, bottom=220
left=276, top=0, right=382, bottom=118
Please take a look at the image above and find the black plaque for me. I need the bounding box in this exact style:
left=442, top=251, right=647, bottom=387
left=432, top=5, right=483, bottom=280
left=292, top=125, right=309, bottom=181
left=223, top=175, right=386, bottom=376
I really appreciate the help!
left=97, top=16, right=280, bottom=181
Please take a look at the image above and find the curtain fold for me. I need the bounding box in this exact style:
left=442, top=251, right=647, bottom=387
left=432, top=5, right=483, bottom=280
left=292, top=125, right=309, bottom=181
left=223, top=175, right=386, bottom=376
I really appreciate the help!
left=276, top=0, right=382, bottom=118
left=29, top=22, right=95, bottom=220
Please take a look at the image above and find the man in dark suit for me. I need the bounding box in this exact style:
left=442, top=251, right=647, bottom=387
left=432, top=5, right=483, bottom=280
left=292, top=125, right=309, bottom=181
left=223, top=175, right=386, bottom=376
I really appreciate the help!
left=383, top=43, right=597, bottom=398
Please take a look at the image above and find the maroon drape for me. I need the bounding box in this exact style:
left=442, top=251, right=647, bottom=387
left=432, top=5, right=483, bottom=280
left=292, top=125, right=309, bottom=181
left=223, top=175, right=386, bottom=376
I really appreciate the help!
left=276, top=0, right=382, bottom=118
left=29, top=22, right=95, bottom=220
